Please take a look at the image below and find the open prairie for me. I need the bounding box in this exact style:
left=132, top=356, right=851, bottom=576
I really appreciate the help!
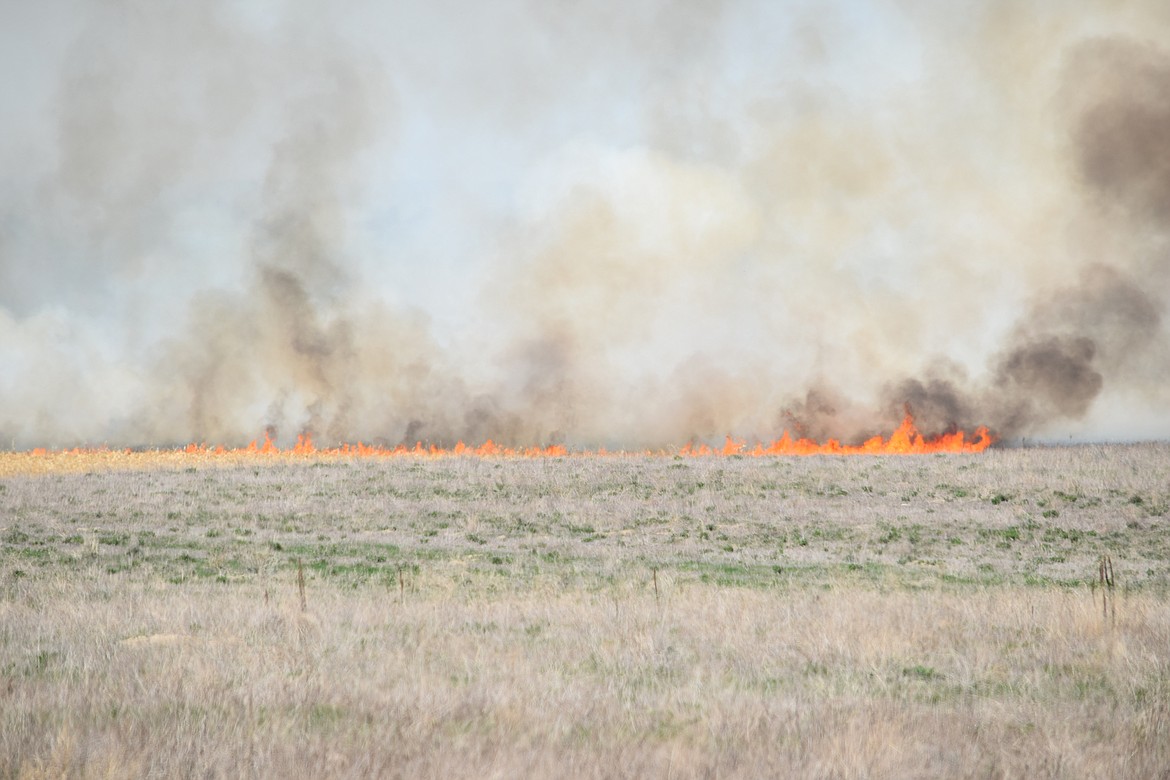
left=2, top=445, right=1169, bottom=778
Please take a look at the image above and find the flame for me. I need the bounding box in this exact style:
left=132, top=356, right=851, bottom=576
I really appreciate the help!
left=7, top=414, right=993, bottom=472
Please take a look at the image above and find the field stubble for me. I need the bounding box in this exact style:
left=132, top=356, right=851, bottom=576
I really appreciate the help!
left=1, top=444, right=1169, bottom=777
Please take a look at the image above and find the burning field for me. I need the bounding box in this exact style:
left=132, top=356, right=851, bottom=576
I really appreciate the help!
left=4, top=0, right=1170, bottom=777
left=0, top=413, right=993, bottom=479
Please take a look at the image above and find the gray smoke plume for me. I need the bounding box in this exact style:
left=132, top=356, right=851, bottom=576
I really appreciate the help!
left=2, top=1, right=1170, bottom=449
left=874, top=31, right=1170, bottom=443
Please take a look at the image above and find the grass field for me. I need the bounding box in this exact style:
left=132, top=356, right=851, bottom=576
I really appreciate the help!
left=2, top=445, right=1169, bottom=777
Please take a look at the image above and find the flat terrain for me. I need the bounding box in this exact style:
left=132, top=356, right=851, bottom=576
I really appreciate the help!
left=2, top=445, right=1169, bottom=777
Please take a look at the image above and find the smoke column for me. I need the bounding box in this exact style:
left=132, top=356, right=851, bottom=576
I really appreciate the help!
left=2, top=1, right=1169, bottom=449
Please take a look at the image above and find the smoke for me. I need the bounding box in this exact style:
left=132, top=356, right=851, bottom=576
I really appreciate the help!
left=877, top=28, right=1170, bottom=442
left=2, top=0, right=1170, bottom=448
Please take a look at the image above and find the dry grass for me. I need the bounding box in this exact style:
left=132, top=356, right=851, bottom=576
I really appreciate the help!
left=2, top=445, right=1169, bottom=777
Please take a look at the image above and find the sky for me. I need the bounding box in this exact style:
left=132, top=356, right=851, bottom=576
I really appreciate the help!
left=1, top=0, right=1169, bottom=448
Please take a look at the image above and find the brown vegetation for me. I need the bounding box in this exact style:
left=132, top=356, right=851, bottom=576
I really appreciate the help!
left=2, top=445, right=1169, bottom=777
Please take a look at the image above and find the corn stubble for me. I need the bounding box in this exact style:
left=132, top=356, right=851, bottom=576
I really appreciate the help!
left=2, top=445, right=1169, bottom=778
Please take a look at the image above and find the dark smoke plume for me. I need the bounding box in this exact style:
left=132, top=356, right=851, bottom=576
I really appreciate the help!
left=870, top=32, right=1170, bottom=443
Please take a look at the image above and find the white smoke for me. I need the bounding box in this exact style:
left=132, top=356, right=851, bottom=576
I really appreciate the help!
left=2, top=0, right=1169, bottom=448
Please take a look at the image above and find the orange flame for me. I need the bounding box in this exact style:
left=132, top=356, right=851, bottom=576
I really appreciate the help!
left=13, top=414, right=992, bottom=463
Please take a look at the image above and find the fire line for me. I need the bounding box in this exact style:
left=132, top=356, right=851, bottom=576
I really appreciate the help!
left=12, top=414, right=993, bottom=462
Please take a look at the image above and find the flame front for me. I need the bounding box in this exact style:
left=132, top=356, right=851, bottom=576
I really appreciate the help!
left=682, top=415, right=992, bottom=456
left=8, top=415, right=993, bottom=472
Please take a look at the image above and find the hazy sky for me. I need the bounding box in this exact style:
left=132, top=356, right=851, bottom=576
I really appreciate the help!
left=2, top=0, right=1169, bottom=448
